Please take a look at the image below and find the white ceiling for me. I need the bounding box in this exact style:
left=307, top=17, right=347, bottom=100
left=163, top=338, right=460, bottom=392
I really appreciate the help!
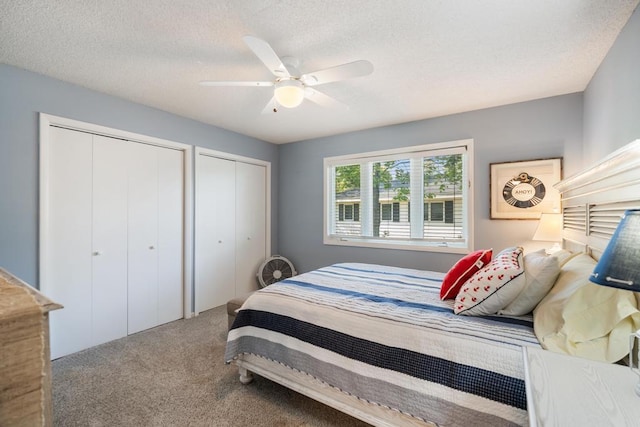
left=1, top=1, right=638, bottom=144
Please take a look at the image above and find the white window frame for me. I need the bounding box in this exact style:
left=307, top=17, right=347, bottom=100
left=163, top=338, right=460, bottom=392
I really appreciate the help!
left=323, top=139, right=474, bottom=254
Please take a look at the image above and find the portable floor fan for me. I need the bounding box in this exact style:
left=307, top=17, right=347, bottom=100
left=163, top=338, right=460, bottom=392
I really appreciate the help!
left=199, top=35, right=373, bottom=113
left=257, top=255, right=297, bottom=287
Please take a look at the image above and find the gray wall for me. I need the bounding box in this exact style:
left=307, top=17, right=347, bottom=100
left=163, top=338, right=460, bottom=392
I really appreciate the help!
left=0, top=64, right=279, bottom=287
left=583, top=4, right=640, bottom=163
left=279, top=94, right=583, bottom=274
left=280, top=4, right=640, bottom=276
left=5, top=1, right=637, bottom=286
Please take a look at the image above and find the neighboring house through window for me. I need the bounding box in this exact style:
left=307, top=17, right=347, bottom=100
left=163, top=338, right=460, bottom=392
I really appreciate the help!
left=324, top=139, right=474, bottom=253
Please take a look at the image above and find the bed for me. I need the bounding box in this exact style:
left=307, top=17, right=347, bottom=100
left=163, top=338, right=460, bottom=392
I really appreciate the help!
left=225, top=139, right=640, bottom=427
left=226, top=262, right=538, bottom=426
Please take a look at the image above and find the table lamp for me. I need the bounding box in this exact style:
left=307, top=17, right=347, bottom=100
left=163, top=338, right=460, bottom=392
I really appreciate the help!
left=532, top=213, right=563, bottom=254
left=589, top=209, right=640, bottom=397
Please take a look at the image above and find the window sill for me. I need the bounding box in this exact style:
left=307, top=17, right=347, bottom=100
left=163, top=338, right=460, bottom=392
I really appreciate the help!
left=323, top=236, right=470, bottom=254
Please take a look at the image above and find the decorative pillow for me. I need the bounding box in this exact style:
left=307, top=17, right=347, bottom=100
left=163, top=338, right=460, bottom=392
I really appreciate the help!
left=533, top=253, right=640, bottom=363
left=550, top=249, right=578, bottom=268
left=498, top=249, right=561, bottom=316
left=454, top=246, right=525, bottom=316
left=440, top=249, right=493, bottom=300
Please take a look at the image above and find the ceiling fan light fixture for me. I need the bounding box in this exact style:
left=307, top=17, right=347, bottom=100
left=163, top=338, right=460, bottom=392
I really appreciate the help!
left=274, top=80, right=305, bottom=108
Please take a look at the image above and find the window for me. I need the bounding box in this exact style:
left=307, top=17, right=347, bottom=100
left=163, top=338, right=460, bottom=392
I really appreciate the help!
left=324, top=139, right=473, bottom=253
left=338, top=203, right=360, bottom=221
left=338, top=203, right=358, bottom=221
left=380, top=203, right=392, bottom=221
left=430, top=202, right=444, bottom=222
left=344, top=204, right=353, bottom=220
left=392, top=202, right=400, bottom=222
left=444, top=200, right=454, bottom=224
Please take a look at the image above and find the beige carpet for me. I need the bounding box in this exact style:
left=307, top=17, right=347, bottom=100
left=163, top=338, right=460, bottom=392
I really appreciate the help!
left=52, top=305, right=369, bottom=426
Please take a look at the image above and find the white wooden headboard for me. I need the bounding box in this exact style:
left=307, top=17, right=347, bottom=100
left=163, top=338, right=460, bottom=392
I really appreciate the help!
left=555, top=139, right=640, bottom=260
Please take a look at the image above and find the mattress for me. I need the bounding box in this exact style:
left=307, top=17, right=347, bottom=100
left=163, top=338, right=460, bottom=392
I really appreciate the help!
left=225, top=263, right=540, bottom=426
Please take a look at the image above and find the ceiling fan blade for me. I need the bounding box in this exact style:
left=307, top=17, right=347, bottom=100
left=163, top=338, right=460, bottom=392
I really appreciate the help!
left=199, top=80, right=273, bottom=87
left=301, top=60, right=373, bottom=86
left=243, top=35, right=291, bottom=78
left=304, top=88, right=348, bottom=109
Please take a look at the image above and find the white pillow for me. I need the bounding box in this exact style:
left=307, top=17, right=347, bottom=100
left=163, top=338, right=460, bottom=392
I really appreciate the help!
left=455, top=246, right=526, bottom=316
left=499, top=249, right=560, bottom=316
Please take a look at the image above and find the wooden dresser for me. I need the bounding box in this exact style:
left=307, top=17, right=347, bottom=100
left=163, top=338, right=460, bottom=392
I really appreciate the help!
left=0, top=268, right=62, bottom=427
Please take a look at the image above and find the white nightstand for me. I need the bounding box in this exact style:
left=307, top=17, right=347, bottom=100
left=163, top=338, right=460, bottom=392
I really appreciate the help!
left=523, top=346, right=640, bottom=427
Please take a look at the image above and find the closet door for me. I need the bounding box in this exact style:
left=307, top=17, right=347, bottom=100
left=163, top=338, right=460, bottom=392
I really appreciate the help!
left=91, top=135, right=129, bottom=345
left=46, top=127, right=93, bottom=359
left=157, top=147, right=184, bottom=324
left=127, top=143, right=160, bottom=334
left=195, top=155, right=236, bottom=312
left=43, top=120, right=187, bottom=358
left=47, top=130, right=130, bottom=356
left=235, top=162, right=267, bottom=295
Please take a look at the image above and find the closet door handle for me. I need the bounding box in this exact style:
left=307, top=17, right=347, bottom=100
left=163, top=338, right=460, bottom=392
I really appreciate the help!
left=149, top=245, right=155, bottom=250
left=93, top=251, right=102, bottom=256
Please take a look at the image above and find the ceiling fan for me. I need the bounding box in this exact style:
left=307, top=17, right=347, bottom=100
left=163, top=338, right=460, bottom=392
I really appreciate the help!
left=199, top=36, right=374, bottom=113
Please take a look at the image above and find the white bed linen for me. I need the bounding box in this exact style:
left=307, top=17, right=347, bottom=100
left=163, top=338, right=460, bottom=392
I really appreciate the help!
left=226, top=263, right=540, bottom=426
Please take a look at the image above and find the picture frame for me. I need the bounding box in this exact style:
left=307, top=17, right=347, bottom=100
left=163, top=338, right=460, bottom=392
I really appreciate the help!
left=490, top=157, right=562, bottom=219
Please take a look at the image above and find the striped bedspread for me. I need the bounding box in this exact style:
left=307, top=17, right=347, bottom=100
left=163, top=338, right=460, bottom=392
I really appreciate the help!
left=225, top=263, right=540, bottom=426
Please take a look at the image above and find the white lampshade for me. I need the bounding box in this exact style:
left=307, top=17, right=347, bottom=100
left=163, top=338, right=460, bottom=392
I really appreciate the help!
left=274, top=80, right=305, bottom=108
left=532, top=213, right=562, bottom=242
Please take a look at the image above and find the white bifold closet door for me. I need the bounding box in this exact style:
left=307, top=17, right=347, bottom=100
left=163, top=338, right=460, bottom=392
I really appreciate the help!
left=127, top=143, right=184, bottom=334
left=156, top=148, right=184, bottom=325
left=234, top=161, right=267, bottom=295
left=92, top=135, right=130, bottom=344
left=47, top=127, right=97, bottom=356
left=195, top=156, right=237, bottom=312
left=195, top=154, right=267, bottom=313
left=45, top=127, right=183, bottom=359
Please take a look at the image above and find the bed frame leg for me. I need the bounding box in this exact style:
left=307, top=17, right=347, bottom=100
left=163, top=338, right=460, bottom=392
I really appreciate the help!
left=239, top=367, right=254, bottom=384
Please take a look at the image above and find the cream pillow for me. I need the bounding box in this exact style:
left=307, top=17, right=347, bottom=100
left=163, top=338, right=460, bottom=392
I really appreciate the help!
left=550, top=249, right=578, bottom=267
left=533, top=253, right=640, bottom=363
left=499, top=249, right=560, bottom=316
left=534, top=254, right=596, bottom=339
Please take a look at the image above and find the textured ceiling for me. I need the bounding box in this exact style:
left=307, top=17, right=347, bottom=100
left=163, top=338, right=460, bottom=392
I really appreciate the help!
left=1, top=1, right=638, bottom=144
